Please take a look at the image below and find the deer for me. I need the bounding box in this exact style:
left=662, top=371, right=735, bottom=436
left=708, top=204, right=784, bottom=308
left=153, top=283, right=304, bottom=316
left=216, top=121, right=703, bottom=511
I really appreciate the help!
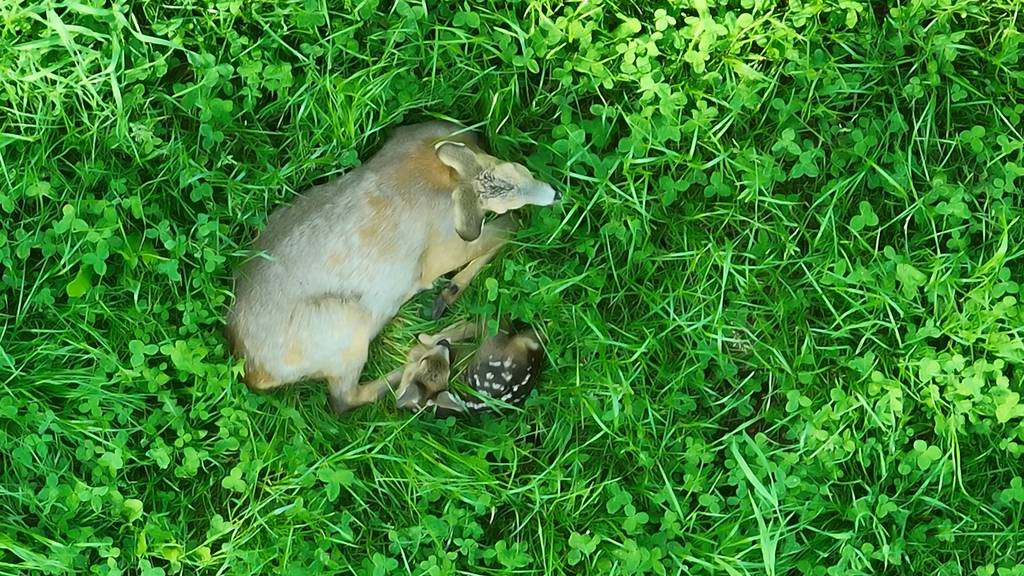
left=380, top=318, right=546, bottom=417
left=225, top=120, right=560, bottom=414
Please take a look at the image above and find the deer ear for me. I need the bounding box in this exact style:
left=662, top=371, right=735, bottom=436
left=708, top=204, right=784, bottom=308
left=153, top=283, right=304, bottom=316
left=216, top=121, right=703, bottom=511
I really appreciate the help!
left=395, top=369, right=424, bottom=410
left=435, top=140, right=480, bottom=177
left=395, top=385, right=422, bottom=410
left=453, top=185, right=484, bottom=242
left=425, top=390, right=467, bottom=414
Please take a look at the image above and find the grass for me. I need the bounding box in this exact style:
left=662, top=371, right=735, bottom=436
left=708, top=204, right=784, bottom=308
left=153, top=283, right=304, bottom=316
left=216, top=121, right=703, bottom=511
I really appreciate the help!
left=2, top=0, right=1024, bottom=574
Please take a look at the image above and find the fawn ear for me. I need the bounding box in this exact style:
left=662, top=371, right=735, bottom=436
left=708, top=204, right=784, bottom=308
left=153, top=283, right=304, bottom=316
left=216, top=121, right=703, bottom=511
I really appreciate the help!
left=426, top=390, right=467, bottom=414
left=521, top=336, right=542, bottom=352
left=393, top=363, right=424, bottom=410
left=453, top=185, right=484, bottom=242
left=395, top=379, right=423, bottom=411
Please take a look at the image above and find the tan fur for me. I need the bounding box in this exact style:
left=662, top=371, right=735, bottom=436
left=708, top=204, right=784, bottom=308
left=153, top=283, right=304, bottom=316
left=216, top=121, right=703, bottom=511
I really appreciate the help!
left=417, top=233, right=477, bottom=285
left=225, top=120, right=559, bottom=415
left=365, top=194, right=390, bottom=211
left=243, top=364, right=277, bottom=390
left=389, top=144, right=457, bottom=193
left=340, top=323, right=369, bottom=365
left=283, top=342, right=304, bottom=366
left=357, top=218, right=385, bottom=245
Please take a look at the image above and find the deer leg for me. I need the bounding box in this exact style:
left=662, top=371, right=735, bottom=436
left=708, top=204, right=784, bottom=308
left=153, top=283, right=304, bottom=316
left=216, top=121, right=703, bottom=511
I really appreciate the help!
left=419, top=318, right=481, bottom=345
left=430, top=215, right=518, bottom=319
left=334, top=366, right=405, bottom=413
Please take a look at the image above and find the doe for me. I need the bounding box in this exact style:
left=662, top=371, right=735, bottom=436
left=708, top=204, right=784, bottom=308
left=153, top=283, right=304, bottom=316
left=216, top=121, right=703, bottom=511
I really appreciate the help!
left=225, top=120, right=560, bottom=414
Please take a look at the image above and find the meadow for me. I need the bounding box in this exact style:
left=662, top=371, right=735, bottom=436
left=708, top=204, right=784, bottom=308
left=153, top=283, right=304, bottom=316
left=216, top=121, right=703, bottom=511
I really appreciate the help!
left=2, top=0, right=1024, bottom=574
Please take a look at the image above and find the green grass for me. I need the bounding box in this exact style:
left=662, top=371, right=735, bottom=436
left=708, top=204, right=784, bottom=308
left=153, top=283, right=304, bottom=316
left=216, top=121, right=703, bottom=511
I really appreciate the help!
left=2, top=0, right=1024, bottom=574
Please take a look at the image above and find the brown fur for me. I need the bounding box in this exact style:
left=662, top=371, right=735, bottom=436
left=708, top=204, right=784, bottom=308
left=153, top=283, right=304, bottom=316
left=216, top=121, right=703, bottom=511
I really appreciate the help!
left=416, top=233, right=478, bottom=285
left=389, top=148, right=455, bottom=193
left=365, top=194, right=389, bottom=211
left=356, top=214, right=395, bottom=252
left=283, top=342, right=304, bottom=366
left=243, top=363, right=278, bottom=390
